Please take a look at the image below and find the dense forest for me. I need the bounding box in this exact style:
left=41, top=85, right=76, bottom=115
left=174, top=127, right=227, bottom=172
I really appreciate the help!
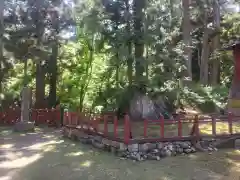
left=0, top=0, right=240, bottom=115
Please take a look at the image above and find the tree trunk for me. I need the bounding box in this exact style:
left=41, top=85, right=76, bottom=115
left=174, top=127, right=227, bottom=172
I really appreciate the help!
left=35, top=61, right=45, bottom=108
left=49, top=9, right=59, bottom=108
left=182, top=0, right=192, bottom=80
left=49, top=41, right=58, bottom=107
left=211, top=0, right=220, bottom=86
left=115, top=52, right=119, bottom=88
left=133, top=0, right=145, bottom=84
left=35, top=0, right=45, bottom=108
left=0, top=0, right=4, bottom=96
left=124, top=0, right=133, bottom=86
left=200, top=10, right=210, bottom=85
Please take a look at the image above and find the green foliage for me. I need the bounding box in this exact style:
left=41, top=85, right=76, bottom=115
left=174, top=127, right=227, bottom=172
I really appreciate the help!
left=1, top=0, right=240, bottom=113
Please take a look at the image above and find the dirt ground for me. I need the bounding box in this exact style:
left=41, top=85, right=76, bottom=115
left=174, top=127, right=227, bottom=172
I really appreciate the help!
left=0, top=127, right=239, bottom=180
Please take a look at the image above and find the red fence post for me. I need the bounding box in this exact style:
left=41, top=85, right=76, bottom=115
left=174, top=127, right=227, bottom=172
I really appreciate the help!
left=144, top=120, right=148, bottom=138
left=68, top=112, right=71, bottom=125
left=95, top=115, right=100, bottom=132
left=212, top=115, right=216, bottom=136
left=228, top=113, right=233, bottom=135
left=160, top=116, right=164, bottom=138
left=104, top=115, right=108, bottom=135
left=114, top=116, right=118, bottom=138
left=124, top=115, right=130, bottom=144
left=177, top=115, right=182, bottom=137
left=63, top=112, right=67, bottom=125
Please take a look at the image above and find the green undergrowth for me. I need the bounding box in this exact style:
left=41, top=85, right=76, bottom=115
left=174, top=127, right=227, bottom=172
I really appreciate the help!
left=180, top=84, right=229, bottom=113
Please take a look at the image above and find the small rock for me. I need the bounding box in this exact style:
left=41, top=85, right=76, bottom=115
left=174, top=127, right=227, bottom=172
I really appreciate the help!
left=93, top=136, right=102, bottom=143
left=102, top=138, right=111, bottom=146
left=147, top=154, right=160, bottom=160
left=165, top=150, right=172, bottom=157
left=167, top=144, right=174, bottom=151
left=184, top=148, right=192, bottom=154
left=180, top=142, right=191, bottom=149
left=172, top=151, right=177, bottom=156
left=129, top=152, right=141, bottom=161
left=157, top=142, right=164, bottom=149
left=176, top=147, right=183, bottom=154
left=119, top=143, right=127, bottom=152
left=136, top=153, right=141, bottom=161
left=111, top=141, right=120, bottom=148
left=208, top=147, right=213, bottom=151
left=191, top=147, right=196, bottom=153
left=128, top=144, right=139, bottom=152
left=235, top=139, right=240, bottom=149
left=195, top=142, right=207, bottom=152
left=139, top=143, right=149, bottom=152
left=118, top=151, right=128, bottom=158
left=79, top=137, right=90, bottom=144
left=151, top=149, right=159, bottom=154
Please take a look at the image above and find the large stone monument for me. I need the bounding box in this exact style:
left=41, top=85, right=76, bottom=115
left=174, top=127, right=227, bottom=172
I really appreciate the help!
left=226, top=40, right=240, bottom=115
left=14, top=87, right=35, bottom=132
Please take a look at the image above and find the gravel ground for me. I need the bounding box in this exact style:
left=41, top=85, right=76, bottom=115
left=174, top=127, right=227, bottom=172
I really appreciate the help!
left=0, top=127, right=239, bottom=180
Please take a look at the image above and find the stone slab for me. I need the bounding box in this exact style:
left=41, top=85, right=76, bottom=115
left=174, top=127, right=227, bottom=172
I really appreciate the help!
left=235, top=139, right=240, bottom=149
left=14, top=121, right=35, bottom=132
left=214, top=137, right=239, bottom=149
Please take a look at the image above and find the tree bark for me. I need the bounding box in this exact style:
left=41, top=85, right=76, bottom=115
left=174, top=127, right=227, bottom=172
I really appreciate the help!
left=211, top=0, right=220, bottom=85
left=133, top=0, right=145, bottom=84
left=49, top=10, right=59, bottom=108
left=124, top=0, right=133, bottom=85
left=49, top=41, right=58, bottom=107
left=200, top=10, right=210, bottom=85
left=182, top=0, right=192, bottom=80
left=0, top=0, right=4, bottom=96
left=35, top=61, right=45, bottom=108
left=35, top=0, right=45, bottom=108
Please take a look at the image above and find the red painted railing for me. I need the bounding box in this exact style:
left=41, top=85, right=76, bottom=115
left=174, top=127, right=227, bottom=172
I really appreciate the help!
left=64, top=112, right=240, bottom=145
left=0, top=108, right=60, bottom=126
left=31, top=109, right=61, bottom=126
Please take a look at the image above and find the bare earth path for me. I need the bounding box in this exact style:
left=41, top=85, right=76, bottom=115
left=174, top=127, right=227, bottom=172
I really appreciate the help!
left=0, top=127, right=239, bottom=180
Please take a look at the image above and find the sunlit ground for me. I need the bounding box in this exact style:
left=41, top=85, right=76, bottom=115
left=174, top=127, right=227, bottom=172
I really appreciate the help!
left=199, top=122, right=240, bottom=135
left=0, top=127, right=239, bottom=180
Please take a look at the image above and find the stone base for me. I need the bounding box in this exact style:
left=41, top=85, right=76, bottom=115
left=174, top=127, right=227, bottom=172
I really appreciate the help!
left=213, top=136, right=240, bottom=149
left=14, top=121, right=35, bottom=132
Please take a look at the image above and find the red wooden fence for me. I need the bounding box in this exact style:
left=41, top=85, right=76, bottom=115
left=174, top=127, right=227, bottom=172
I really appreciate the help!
left=64, top=112, right=240, bottom=145
left=0, top=108, right=60, bottom=126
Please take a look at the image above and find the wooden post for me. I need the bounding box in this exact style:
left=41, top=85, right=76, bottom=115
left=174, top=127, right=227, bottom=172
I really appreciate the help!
left=124, top=115, right=130, bottom=144
left=177, top=115, right=182, bottom=137
left=228, top=113, right=233, bottom=134
left=160, top=116, right=164, bottom=138
left=104, top=115, right=108, bottom=135
left=144, top=120, right=148, bottom=138
left=114, top=116, right=118, bottom=138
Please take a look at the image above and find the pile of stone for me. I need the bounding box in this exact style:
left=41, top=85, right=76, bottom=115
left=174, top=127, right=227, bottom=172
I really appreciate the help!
left=62, top=127, right=217, bottom=161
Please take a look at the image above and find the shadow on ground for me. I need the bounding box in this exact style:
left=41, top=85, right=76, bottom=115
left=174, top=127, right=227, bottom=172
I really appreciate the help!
left=0, top=127, right=239, bottom=180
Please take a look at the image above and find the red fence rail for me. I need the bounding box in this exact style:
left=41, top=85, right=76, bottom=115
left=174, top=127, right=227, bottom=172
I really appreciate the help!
left=0, top=108, right=61, bottom=127
left=64, top=112, right=240, bottom=145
